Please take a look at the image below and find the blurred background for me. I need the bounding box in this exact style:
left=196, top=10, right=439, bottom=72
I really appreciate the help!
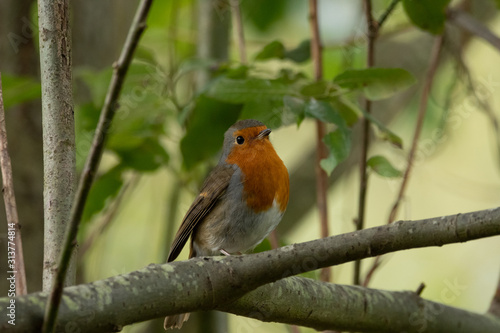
left=0, top=0, right=499, bottom=332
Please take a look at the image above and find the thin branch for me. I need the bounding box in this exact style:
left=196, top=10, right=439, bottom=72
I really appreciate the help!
left=388, top=35, right=444, bottom=223
left=41, top=1, right=154, bottom=332
left=363, top=35, right=444, bottom=288
left=447, top=8, right=500, bottom=52
left=415, top=282, right=426, bottom=296
left=377, top=0, right=401, bottom=28
left=489, top=272, right=500, bottom=318
left=230, top=0, right=247, bottom=64
left=0, top=73, right=27, bottom=295
left=354, top=0, right=377, bottom=286
left=3, top=207, right=500, bottom=332
left=309, top=0, right=330, bottom=283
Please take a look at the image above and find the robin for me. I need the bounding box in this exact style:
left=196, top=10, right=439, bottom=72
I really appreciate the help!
left=164, top=119, right=289, bottom=329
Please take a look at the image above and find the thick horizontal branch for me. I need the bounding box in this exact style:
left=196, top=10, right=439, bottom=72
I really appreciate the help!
left=1, top=207, right=499, bottom=332
left=220, top=276, right=500, bottom=333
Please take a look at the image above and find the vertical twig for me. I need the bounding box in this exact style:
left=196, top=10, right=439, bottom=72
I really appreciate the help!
left=387, top=35, right=444, bottom=223
left=354, top=0, right=377, bottom=286
left=377, top=0, right=401, bottom=27
left=488, top=272, right=500, bottom=318
left=38, top=0, right=77, bottom=292
left=363, top=35, right=444, bottom=287
left=230, top=0, right=247, bottom=64
left=41, top=1, right=154, bottom=332
left=0, top=74, right=27, bottom=295
left=309, top=0, right=331, bottom=283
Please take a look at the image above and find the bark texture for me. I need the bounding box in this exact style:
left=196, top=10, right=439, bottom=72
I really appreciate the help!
left=38, top=0, right=76, bottom=291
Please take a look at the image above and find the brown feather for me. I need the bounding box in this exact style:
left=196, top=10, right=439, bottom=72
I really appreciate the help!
left=167, top=164, right=235, bottom=262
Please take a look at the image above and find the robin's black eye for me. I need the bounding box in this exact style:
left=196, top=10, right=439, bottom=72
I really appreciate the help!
left=236, top=136, right=245, bottom=145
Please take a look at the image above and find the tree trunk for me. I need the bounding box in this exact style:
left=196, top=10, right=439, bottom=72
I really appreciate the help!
left=37, top=0, right=76, bottom=291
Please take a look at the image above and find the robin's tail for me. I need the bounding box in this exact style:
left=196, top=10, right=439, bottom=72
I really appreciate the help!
left=164, top=313, right=190, bottom=330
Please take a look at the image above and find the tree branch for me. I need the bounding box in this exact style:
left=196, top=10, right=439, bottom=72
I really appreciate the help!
left=447, top=8, right=500, bottom=52
left=0, top=73, right=27, bottom=295
left=41, top=1, right=153, bottom=332
left=220, top=276, right=500, bottom=333
left=354, top=0, right=377, bottom=286
left=363, top=35, right=444, bottom=287
left=309, top=0, right=331, bottom=283
left=2, top=207, right=499, bottom=332
left=38, top=0, right=76, bottom=293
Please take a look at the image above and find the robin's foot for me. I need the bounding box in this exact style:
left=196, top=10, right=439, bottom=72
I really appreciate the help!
left=220, top=249, right=231, bottom=256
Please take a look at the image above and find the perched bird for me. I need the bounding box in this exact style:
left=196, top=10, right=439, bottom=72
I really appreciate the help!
left=164, top=119, right=289, bottom=330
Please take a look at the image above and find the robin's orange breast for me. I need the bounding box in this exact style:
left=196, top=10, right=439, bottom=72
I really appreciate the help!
left=226, top=126, right=289, bottom=213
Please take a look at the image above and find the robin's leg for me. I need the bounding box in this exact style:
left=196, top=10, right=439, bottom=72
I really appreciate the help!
left=219, top=249, right=242, bottom=256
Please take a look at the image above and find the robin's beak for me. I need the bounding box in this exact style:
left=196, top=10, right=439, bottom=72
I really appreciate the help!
left=257, top=128, right=271, bottom=140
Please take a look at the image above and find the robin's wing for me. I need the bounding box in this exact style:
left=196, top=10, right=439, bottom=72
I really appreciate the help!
left=167, top=164, right=235, bottom=262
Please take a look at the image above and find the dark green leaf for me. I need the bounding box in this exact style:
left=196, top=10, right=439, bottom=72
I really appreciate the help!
left=284, top=39, right=311, bottom=63
left=223, top=65, right=249, bottom=79
left=367, top=155, right=402, bottom=178
left=115, top=138, right=169, bottom=172
left=403, top=0, right=451, bottom=34
left=305, top=99, right=346, bottom=128
left=254, top=40, right=285, bottom=61
left=206, top=77, right=296, bottom=104
left=76, top=67, right=113, bottom=107
left=329, top=97, right=360, bottom=127
left=181, top=95, right=242, bottom=169
left=82, top=166, right=124, bottom=223
left=1, top=74, right=41, bottom=109
left=241, top=0, right=287, bottom=31
left=321, top=128, right=351, bottom=175
left=300, top=81, right=332, bottom=99
left=240, top=99, right=287, bottom=129
left=334, top=68, right=416, bottom=100
left=283, top=95, right=306, bottom=126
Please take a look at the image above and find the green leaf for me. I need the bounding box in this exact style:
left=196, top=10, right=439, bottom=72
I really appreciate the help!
left=329, top=97, right=359, bottom=127
left=76, top=67, right=113, bottom=107
left=321, top=128, right=351, bottom=175
left=305, top=99, right=346, bottom=128
left=367, top=155, right=402, bottom=178
left=241, top=0, right=287, bottom=32
left=240, top=98, right=288, bottom=129
left=283, top=95, right=306, bottom=126
left=361, top=109, right=403, bottom=148
left=115, top=138, right=169, bottom=172
left=333, top=68, right=416, bottom=100
left=284, top=39, right=311, bottom=63
left=403, top=0, right=451, bottom=34
left=254, top=40, right=285, bottom=61
left=206, top=77, right=296, bottom=104
left=300, top=81, right=333, bottom=99
left=1, top=74, right=41, bottom=109
left=82, top=166, right=124, bottom=223
left=181, top=95, right=242, bottom=169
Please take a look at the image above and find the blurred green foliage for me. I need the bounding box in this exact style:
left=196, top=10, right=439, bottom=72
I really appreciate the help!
left=402, top=0, right=451, bottom=34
